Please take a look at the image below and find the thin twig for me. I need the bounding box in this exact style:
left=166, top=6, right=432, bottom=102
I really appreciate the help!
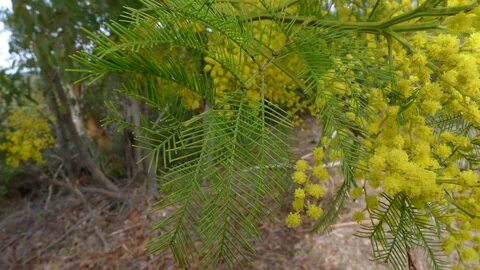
left=109, top=224, right=143, bottom=236
left=44, top=185, right=53, bottom=211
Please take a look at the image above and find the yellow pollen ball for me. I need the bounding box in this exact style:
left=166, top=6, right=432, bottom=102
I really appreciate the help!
left=292, top=199, right=304, bottom=211
left=460, top=247, right=478, bottom=262
left=306, top=184, right=325, bottom=199
left=312, top=166, right=329, bottom=181
left=353, top=211, right=364, bottom=223
left=351, top=187, right=363, bottom=199
left=294, top=188, right=306, bottom=199
left=313, top=147, right=324, bottom=161
left=306, top=205, right=323, bottom=220
left=366, top=195, right=379, bottom=209
left=292, top=171, right=307, bottom=184
left=295, top=159, right=309, bottom=172
left=286, top=212, right=302, bottom=228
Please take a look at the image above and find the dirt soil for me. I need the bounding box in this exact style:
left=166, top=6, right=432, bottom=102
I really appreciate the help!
left=0, top=118, right=404, bottom=270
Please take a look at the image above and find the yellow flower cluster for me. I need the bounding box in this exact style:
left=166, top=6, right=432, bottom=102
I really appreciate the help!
left=179, top=88, right=200, bottom=110
left=344, top=2, right=480, bottom=268
left=203, top=18, right=307, bottom=124
left=0, top=108, right=54, bottom=167
left=162, top=0, right=311, bottom=124
left=286, top=147, right=327, bottom=228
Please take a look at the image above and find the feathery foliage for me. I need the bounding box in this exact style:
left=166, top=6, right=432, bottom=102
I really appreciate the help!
left=73, top=0, right=480, bottom=269
left=358, top=193, right=448, bottom=270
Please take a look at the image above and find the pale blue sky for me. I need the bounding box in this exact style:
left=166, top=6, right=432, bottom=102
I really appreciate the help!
left=0, top=0, right=11, bottom=69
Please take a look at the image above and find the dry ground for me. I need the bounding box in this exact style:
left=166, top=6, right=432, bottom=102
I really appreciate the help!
left=0, top=118, right=414, bottom=270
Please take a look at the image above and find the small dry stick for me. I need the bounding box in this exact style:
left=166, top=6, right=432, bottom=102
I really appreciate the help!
left=43, top=185, right=53, bottom=211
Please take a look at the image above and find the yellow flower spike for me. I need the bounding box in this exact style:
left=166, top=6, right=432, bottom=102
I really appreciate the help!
left=286, top=212, right=302, bottom=228
left=306, top=205, right=323, bottom=220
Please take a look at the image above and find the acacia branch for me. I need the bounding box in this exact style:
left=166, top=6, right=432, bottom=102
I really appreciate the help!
left=240, top=3, right=478, bottom=33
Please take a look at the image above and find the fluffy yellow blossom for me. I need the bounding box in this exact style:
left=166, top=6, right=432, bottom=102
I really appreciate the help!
left=286, top=212, right=302, bottom=228
left=436, top=144, right=452, bottom=159
left=464, top=32, right=480, bottom=50
left=353, top=211, right=364, bottom=223
left=427, top=34, right=459, bottom=59
left=383, top=175, right=403, bottom=196
left=366, top=195, right=379, bottom=209
left=440, top=131, right=456, bottom=143
left=295, top=159, right=309, bottom=172
left=460, top=247, right=479, bottom=262
left=369, top=155, right=386, bottom=171
left=292, top=199, right=304, bottom=211
left=294, top=188, right=306, bottom=199
left=312, top=165, right=328, bottom=181
left=292, top=171, right=307, bottom=184
left=313, top=147, right=324, bottom=161
left=306, top=205, right=323, bottom=220
left=422, top=100, right=442, bottom=116
left=459, top=170, right=478, bottom=187
left=442, top=236, right=457, bottom=254
left=306, top=184, right=325, bottom=199
left=350, top=187, right=363, bottom=199
left=444, top=12, right=477, bottom=33
left=411, top=32, right=427, bottom=47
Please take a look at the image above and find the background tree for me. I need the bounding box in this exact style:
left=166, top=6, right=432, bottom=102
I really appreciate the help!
left=2, top=0, right=143, bottom=196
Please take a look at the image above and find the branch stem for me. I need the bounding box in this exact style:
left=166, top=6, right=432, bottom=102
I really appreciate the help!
left=241, top=3, right=477, bottom=33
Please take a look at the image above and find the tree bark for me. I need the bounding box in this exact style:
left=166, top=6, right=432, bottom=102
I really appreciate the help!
left=48, top=69, right=121, bottom=194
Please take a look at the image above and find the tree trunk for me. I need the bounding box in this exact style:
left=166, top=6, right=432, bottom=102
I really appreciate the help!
left=48, top=69, right=121, bottom=194
left=123, top=96, right=158, bottom=197
left=122, top=96, right=142, bottom=179
left=47, top=92, right=75, bottom=178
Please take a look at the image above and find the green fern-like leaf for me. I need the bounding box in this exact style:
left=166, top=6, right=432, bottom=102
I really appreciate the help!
left=358, top=193, right=448, bottom=270
left=148, top=94, right=292, bottom=267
